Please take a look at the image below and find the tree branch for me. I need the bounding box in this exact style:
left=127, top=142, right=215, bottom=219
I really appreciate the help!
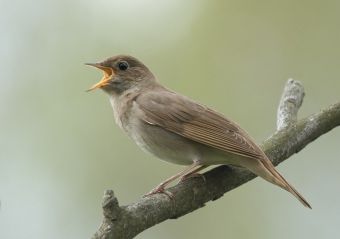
left=92, top=79, right=340, bottom=239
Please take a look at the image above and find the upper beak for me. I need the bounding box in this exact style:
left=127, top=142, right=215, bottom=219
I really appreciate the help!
left=85, top=63, right=114, bottom=91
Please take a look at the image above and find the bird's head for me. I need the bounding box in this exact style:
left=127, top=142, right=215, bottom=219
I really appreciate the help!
left=86, top=55, right=156, bottom=94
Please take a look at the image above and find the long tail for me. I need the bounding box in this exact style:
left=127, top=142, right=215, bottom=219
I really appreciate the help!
left=244, top=157, right=312, bottom=209
left=263, top=160, right=312, bottom=209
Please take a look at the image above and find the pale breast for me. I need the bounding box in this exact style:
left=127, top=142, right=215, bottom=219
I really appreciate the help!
left=109, top=95, right=124, bottom=129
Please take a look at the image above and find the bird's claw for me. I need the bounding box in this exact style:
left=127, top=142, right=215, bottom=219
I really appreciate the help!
left=143, top=186, right=174, bottom=199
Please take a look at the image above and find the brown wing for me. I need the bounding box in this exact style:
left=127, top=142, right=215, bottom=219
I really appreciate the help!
left=136, top=90, right=263, bottom=160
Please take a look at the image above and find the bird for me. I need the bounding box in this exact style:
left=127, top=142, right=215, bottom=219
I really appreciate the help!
left=86, top=55, right=311, bottom=208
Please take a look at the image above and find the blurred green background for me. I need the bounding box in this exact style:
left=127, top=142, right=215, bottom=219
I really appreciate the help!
left=1, top=0, right=339, bottom=238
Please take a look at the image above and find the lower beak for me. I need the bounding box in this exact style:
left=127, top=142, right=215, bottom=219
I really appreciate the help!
left=85, top=63, right=114, bottom=91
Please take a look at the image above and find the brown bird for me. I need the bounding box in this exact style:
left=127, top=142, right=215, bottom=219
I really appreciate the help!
left=86, top=55, right=311, bottom=208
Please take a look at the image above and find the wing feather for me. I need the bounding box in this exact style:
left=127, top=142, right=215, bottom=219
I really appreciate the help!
left=136, top=90, right=263, bottom=160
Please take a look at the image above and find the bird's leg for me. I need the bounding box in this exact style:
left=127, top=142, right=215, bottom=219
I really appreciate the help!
left=144, top=162, right=201, bottom=198
left=179, top=165, right=208, bottom=183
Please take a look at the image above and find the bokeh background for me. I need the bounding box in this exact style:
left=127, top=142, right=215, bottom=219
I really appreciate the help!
left=1, top=0, right=339, bottom=238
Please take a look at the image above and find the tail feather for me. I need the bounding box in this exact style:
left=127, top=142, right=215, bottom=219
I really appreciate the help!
left=260, top=158, right=312, bottom=209
left=241, top=156, right=312, bottom=209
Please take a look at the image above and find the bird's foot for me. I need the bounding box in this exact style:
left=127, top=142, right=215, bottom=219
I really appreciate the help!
left=179, top=173, right=206, bottom=183
left=143, top=185, right=174, bottom=199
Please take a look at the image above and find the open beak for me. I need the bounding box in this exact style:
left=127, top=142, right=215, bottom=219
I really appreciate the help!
left=85, top=63, right=114, bottom=91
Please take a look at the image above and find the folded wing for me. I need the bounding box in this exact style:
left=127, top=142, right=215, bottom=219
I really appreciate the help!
left=136, top=90, right=263, bottom=160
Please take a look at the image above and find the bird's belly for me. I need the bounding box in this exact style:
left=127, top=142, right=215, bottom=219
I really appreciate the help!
left=125, top=121, right=201, bottom=165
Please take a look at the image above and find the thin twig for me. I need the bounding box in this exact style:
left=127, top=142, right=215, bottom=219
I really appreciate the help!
left=277, top=79, right=305, bottom=130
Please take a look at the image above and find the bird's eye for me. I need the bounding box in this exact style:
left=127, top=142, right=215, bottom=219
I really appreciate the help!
left=118, top=61, right=129, bottom=71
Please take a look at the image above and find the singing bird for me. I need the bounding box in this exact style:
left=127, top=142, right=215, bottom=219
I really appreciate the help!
left=86, top=55, right=311, bottom=208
